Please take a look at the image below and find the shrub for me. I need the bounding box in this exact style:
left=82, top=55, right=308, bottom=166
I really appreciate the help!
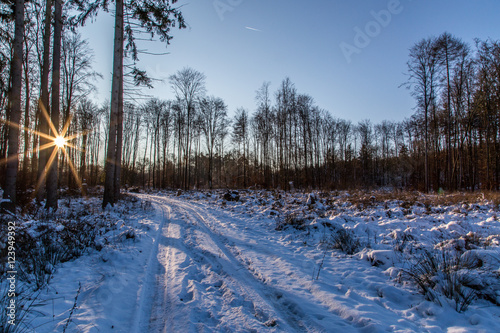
left=223, top=191, right=240, bottom=202
left=5, top=218, right=108, bottom=290
left=16, top=227, right=72, bottom=289
left=275, top=213, right=307, bottom=231
left=330, top=227, right=362, bottom=255
left=392, top=230, right=415, bottom=253
left=403, top=250, right=480, bottom=312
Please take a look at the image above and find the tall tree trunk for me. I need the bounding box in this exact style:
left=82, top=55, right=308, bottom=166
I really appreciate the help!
left=445, top=45, right=453, bottom=190
left=2, top=0, right=24, bottom=211
left=22, top=36, right=31, bottom=189
left=46, top=0, right=63, bottom=211
left=113, top=67, right=123, bottom=200
left=80, top=132, right=87, bottom=192
left=162, top=122, right=168, bottom=188
left=131, top=114, right=140, bottom=183
left=31, top=112, right=39, bottom=185
left=36, top=0, right=52, bottom=203
left=424, top=101, right=429, bottom=192
left=102, top=0, right=123, bottom=208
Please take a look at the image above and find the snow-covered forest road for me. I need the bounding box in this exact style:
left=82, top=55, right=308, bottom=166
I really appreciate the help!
left=30, top=192, right=500, bottom=332
left=134, top=195, right=343, bottom=332
left=127, top=194, right=475, bottom=333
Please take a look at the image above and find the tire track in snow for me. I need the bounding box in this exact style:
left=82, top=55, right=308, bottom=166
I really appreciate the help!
left=133, top=195, right=202, bottom=332
left=130, top=201, right=171, bottom=333
left=185, top=199, right=426, bottom=332
left=158, top=196, right=331, bottom=332
left=150, top=212, right=189, bottom=333
left=142, top=196, right=290, bottom=332
left=134, top=195, right=229, bottom=332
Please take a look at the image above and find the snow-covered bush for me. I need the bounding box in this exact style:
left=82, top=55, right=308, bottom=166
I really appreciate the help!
left=391, top=230, right=416, bottom=253
left=330, top=227, right=362, bottom=255
left=0, top=195, right=145, bottom=291
left=223, top=191, right=240, bottom=202
left=12, top=218, right=107, bottom=290
left=403, top=250, right=481, bottom=312
left=275, top=212, right=307, bottom=231
left=16, top=228, right=70, bottom=289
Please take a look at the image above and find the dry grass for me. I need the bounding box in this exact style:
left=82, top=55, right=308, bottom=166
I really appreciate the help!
left=275, top=213, right=308, bottom=231
left=343, top=190, right=500, bottom=208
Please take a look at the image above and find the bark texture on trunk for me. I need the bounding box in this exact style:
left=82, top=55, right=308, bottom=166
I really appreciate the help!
left=103, top=0, right=124, bottom=208
left=46, top=0, right=63, bottom=211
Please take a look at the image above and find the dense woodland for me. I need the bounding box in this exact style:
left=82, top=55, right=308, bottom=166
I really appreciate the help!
left=1, top=1, right=500, bottom=211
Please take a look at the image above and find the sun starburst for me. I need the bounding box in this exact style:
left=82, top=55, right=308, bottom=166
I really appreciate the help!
left=54, top=136, right=67, bottom=148
left=1, top=102, right=93, bottom=197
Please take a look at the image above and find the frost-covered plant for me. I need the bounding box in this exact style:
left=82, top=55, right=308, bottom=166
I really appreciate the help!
left=330, top=227, right=362, bottom=255
left=275, top=213, right=307, bottom=231
left=403, top=250, right=480, bottom=312
left=14, top=219, right=105, bottom=290
left=59, top=219, right=101, bottom=256
left=62, top=282, right=81, bottom=333
left=392, top=231, right=415, bottom=253
left=16, top=229, right=71, bottom=289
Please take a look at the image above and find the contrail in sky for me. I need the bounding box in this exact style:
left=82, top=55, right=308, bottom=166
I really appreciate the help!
left=245, top=26, right=262, bottom=32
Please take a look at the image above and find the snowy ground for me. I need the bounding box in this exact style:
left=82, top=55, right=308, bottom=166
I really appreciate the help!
left=8, top=190, right=500, bottom=332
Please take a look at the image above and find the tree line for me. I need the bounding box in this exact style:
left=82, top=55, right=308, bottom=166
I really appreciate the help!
left=61, top=34, right=500, bottom=193
left=113, top=32, right=500, bottom=193
left=405, top=33, right=500, bottom=192
left=1, top=1, right=499, bottom=214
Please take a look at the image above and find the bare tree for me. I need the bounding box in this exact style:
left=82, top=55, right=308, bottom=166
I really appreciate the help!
left=404, top=37, right=439, bottom=192
left=198, top=96, right=228, bottom=189
left=161, top=100, right=172, bottom=187
left=435, top=32, right=467, bottom=190
left=169, top=67, right=206, bottom=189
left=59, top=32, right=100, bottom=189
left=36, top=0, right=52, bottom=203
left=253, top=81, right=273, bottom=187
left=19, top=5, right=40, bottom=190
left=75, top=98, right=98, bottom=190
left=232, top=107, right=249, bottom=188
left=101, top=0, right=124, bottom=208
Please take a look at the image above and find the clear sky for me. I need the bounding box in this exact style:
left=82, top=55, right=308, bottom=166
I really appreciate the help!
left=79, top=0, right=500, bottom=123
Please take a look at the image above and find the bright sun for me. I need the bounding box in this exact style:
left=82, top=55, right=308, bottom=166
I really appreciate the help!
left=1, top=104, right=88, bottom=196
left=54, top=136, right=66, bottom=148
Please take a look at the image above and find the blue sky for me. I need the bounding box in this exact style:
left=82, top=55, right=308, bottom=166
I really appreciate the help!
left=80, top=0, right=500, bottom=123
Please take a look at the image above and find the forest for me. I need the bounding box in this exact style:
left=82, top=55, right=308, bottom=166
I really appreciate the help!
left=1, top=0, right=500, bottom=212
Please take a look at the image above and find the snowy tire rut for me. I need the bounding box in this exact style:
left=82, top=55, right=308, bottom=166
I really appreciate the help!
left=135, top=194, right=330, bottom=332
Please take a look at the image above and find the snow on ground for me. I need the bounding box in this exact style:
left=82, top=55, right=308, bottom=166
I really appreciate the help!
left=1, top=195, right=159, bottom=332
left=5, top=190, right=500, bottom=332
left=171, top=190, right=500, bottom=332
